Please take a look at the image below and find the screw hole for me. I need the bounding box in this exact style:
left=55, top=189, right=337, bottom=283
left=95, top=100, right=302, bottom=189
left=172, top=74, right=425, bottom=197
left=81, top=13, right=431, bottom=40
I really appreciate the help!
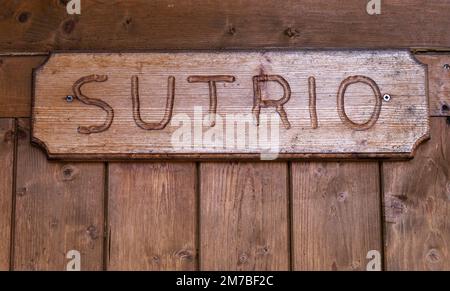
left=66, top=95, right=74, bottom=102
left=383, top=94, right=391, bottom=102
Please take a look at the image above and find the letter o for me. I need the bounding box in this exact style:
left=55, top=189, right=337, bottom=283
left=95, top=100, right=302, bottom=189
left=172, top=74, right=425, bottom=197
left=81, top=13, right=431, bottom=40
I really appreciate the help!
left=337, top=75, right=382, bottom=131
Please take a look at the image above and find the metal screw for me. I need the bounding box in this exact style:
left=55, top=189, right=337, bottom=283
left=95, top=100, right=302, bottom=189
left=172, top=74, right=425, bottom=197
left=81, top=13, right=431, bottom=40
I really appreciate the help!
left=443, top=64, right=450, bottom=70
left=383, top=94, right=391, bottom=102
left=66, top=95, right=74, bottom=102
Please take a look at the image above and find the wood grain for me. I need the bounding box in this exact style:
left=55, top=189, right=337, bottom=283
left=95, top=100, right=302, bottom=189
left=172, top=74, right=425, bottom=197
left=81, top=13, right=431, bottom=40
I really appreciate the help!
left=200, top=162, right=289, bottom=270
left=13, top=119, right=104, bottom=271
left=291, top=162, right=382, bottom=271
left=107, top=162, right=197, bottom=271
left=33, top=51, right=429, bottom=159
left=0, top=119, right=14, bottom=270
left=383, top=117, right=450, bottom=271
left=0, top=56, right=47, bottom=117
left=416, top=55, right=450, bottom=117
left=0, top=1, right=449, bottom=51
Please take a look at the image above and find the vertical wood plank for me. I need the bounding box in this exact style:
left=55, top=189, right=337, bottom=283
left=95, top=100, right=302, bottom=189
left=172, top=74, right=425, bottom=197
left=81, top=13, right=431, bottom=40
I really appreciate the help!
left=0, top=56, right=47, bottom=117
left=200, top=162, right=289, bottom=271
left=107, top=163, right=197, bottom=271
left=383, top=117, right=450, bottom=271
left=0, top=119, right=14, bottom=270
left=416, top=55, right=450, bottom=116
left=291, top=162, right=382, bottom=271
left=13, top=119, right=104, bottom=271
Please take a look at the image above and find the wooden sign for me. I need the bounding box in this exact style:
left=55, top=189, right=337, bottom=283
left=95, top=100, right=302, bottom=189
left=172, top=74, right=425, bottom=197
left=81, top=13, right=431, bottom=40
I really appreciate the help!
left=32, top=50, right=429, bottom=160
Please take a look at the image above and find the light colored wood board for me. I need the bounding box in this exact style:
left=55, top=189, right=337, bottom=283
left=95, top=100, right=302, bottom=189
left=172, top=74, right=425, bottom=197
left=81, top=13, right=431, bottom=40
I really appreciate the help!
left=416, top=55, right=450, bottom=116
left=292, top=162, right=382, bottom=271
left=0, top=1, right=450, bottom=51
left=0, top=56, right=47, bottom=117
left=13, top=119, right=104, bottom=271
left=200, top=162, right=289, bottom=270
left=33, top=51, right=429, bottom=159
left=383, top=117, right=450, bottom=271
left=0, top=119, right=14, bottom=270
left=107, top=162, right=197, bottom=271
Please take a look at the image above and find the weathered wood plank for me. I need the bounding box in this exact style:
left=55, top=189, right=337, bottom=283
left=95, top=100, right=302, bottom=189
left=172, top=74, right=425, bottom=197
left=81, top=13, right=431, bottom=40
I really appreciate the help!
left=32, top=51, right=429, bottom=160
left=0, top=1, right=449, bottom=51
left=291, top=162, right=382, bottom=271
left=200, top=162, right=289, bottom=270
left=416, top=55, right=450, bottom=117
left=0, top=56, right=47, bottom=117
left=383, top=117, right=450, bottom=271
left=107, top=162, right=197, bottom=271
left=13, top=119, right=104, bottom=271
left=0, top=119, right=14, bottom=270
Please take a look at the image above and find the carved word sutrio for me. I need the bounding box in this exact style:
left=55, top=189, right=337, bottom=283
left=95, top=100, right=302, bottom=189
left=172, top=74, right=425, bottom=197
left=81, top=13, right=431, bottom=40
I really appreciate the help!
left=72, top=74, right=382, bottom=134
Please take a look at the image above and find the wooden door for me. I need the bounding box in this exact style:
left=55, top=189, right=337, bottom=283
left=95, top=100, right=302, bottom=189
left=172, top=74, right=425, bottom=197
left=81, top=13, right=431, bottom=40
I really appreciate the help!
left=0, top=1, right=449, bottom=271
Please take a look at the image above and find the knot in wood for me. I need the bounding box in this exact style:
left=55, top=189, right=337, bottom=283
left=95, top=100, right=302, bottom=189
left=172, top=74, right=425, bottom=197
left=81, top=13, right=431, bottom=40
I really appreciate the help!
left=86, top=225, right=99, bottom=240
left=284, top=27, right=300, bottom=38
left=238, top=253, right=249, bottom=264
left=18, top=12, right=30, bottom=23
left=61, top=165, right=78, bottom=181
left=337, top=191, right=349, bottom=202
left=175, top=249, right=194, bottom=261
left=426, top=249, right=442, bottom=263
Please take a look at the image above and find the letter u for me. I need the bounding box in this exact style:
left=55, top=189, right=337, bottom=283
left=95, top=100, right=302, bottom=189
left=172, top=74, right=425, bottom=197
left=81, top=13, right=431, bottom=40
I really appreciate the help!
left=131, top=75, right=175, bottom=130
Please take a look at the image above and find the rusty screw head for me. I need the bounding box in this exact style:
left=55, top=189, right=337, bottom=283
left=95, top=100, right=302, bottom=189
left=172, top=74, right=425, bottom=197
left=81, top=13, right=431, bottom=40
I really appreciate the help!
left=383, top=94, right=391, bottom=102
left=66, top=95, right=74, bottom=102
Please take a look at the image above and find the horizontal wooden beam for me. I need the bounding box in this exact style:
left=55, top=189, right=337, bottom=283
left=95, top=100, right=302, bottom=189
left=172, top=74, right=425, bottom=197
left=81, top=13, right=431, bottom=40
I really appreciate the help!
left=0, top=0, right=449, bottom=52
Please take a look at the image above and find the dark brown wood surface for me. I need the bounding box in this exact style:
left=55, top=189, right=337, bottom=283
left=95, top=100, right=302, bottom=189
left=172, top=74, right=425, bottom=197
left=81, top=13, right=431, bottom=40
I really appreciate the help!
left=416, top=55, right=450, bottom=116
left=0, top=56, right=46, bottom=117
left=0, top=119, right=14, bottom=270
left=383, top=117, right=450, bottom=271
left=200, top=162, right=290, bottom=270
left=292, top=162, right=382, bottom=270
left=13, top=119, right=104, bottom=270
left=0, top=1, right=449, bottom=51
left=107, top=163, right=197, bottom=271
